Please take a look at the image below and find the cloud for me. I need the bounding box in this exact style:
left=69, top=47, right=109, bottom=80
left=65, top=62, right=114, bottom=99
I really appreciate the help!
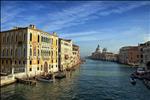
left=59, top=31, right=100, bottom=38
left=98, top=1, right=150, bottom=16
left=42, top=1, right=150, bottom=31
left=41, top=2, right=105, bottom=31
left=1, top=1, right=149, bottom=32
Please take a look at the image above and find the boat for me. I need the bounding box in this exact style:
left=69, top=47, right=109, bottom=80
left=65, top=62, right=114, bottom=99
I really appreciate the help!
left=36, top=77, right=53, bottom=83
left=130, top=78, right=136, bottom=85
left=55, top=72, right=66, bottom=79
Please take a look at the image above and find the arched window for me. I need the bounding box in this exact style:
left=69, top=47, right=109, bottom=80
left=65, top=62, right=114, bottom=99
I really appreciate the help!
left=18, top=48, right=20, bottom=57
left=38, top=35, right=40, bottom=42
left=7, top=36, right=9, bottom=43
left=3, top=36, right=5, bottom=43
left=30, top=33, right=32, bottom=41
left=10, top=36, right=13, bottom=43
left=30, top=48, right=32, bottom=56
left=56, top=39, right=57, bottom=46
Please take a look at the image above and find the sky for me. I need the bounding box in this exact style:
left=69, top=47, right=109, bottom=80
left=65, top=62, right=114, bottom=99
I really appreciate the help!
left=1, top=1, right=150, bottom=57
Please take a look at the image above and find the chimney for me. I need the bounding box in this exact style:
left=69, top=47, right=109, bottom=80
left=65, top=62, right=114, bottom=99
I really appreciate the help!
left=29, top=24, right=36, bottom=29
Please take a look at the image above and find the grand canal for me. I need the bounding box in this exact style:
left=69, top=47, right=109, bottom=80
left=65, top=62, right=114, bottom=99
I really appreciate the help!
left=1, top=59, right=150, bottom=100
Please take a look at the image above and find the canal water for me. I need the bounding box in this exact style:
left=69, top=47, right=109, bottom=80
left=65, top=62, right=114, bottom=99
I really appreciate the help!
left=1, top=59, right=150, bottom=100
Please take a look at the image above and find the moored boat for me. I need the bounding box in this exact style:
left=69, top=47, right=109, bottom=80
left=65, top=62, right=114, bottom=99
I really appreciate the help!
left=55, top=72, right=66, bottom=79
left=37, top=77, right=53, bottom=83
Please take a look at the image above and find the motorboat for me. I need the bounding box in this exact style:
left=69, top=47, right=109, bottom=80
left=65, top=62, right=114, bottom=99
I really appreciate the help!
left=130, top=78, right=136, bottom=85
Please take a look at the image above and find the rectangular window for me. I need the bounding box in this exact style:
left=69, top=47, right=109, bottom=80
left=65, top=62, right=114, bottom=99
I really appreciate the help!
left=38, top=35, right=39, bottom=42
left=56, top=40, right=57, bottom=46
left=37, top=67, right=39, bottom=70
left=15, top=61, right=17, bottom=64
left=30, top=60, right=32, bottom=65
left=41, top=65, right=43, bottom=71
left=19, top=61, right=21, bottom=64
left=52, top=39, right=53, bottom=44
left=6, top=60, right=8, bottom=64
left=23, top=61, right=26, bottom=64
left=29, top=68, right=32, bottom=71
left=30, top=33, right=32, bottom=41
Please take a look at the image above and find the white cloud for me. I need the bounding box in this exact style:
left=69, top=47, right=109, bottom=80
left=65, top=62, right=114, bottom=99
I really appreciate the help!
left=41, top=1, right=150, bottom=32
left=59, top=31, right=100, bottom=38
left=1, top=1, right=149, bottom=33
left=98, top=1, right=150, bottom=16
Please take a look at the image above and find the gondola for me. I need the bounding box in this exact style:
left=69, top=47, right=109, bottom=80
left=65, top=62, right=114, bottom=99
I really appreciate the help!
left=130, top=78, right=136, bottom=85
left=36, top=76, right=53, bottom=83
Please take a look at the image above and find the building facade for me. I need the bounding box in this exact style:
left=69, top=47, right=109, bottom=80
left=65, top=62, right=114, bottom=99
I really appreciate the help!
left=72, top=44, right=80, bottom=66
left=119, top=46, right=140, bottom=66
left=0, top=25, right=59, bottom=77
left=91, top=45, right=117, bottom=61
left=1, top=27, right=27, bottom=76
left=58, top=38, right=73, bottom=71
left=139, top=41, right=150, bottom=70
left=91, top=45, right=101, bottom=59
left=50, top=32, right=59, bottom=73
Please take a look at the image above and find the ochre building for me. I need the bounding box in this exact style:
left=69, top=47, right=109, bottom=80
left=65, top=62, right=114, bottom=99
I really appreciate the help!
left=0, top=25, right=67, bottom=78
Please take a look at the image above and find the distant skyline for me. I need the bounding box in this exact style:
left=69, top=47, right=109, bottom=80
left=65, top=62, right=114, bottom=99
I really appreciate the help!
left=1, top=1, right=150, bottom=57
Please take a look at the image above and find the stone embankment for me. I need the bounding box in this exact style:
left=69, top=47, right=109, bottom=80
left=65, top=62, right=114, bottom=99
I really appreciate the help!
left=1, top=61, right=82, bottom=87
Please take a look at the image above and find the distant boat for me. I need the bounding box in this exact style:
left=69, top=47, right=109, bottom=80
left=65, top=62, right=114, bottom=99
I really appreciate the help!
left=130, top=78, right=136, bottom=85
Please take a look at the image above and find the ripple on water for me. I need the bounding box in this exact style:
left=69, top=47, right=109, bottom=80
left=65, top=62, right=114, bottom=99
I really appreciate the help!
left=1, top=59, right=150, bottom=100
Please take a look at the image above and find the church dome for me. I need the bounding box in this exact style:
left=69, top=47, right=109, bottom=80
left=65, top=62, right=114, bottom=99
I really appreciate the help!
left=95, top=44, right=101, bottom=53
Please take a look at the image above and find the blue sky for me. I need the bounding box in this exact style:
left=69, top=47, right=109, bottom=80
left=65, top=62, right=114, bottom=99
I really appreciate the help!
left=1, top=1, right=150, bottom=57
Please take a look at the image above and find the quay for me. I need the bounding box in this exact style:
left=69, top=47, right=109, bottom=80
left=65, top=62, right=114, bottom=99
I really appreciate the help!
left=0, top=75, right=16, bottom=87
left=0, top=63, right=81, bottom=87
